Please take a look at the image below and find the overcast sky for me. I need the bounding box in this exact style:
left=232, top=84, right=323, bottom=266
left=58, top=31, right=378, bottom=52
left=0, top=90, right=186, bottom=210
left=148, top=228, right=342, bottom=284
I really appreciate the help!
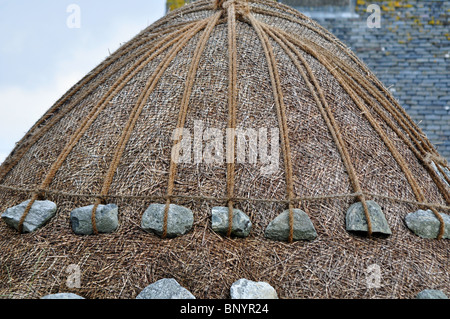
left=0, top=0, right=167, bottom=163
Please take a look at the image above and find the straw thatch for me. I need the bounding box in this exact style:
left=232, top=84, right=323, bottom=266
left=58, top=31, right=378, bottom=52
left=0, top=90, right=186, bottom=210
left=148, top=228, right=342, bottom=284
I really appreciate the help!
left=0, top=0, right=448, bottom=299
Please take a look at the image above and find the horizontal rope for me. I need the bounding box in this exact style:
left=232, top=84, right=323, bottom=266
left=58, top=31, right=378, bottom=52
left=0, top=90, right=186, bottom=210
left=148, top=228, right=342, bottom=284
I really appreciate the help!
left=0, top=184, right=448, bottom=211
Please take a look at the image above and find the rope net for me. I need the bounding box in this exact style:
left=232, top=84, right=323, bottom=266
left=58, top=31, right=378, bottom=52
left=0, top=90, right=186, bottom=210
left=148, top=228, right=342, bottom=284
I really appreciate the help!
left=0, top=0, right=448, bottom=299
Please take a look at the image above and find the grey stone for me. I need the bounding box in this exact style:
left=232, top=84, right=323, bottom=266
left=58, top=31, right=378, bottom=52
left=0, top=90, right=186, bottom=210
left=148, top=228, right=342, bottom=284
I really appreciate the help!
left=41, top=293, right=85, bottom=299
left=211, top=206, right=252, bottom=237
left=141, top=203, right=193, bottom=238
left=416, top=289, right=448, bottom=299
left=346, top=201, right=392, bottom=235
left=430, top=161, right=450, bottom=187
left=70, top=204, right=119, bottom=235
left=136, top=278, right=195, bottom=299
left=1, top=199, right=57, bottom=233
left=265, top=209, right=317, bottom=241
left=405, top=209, right=450, bottom=239
left=230, top=279, right=278, bottom=299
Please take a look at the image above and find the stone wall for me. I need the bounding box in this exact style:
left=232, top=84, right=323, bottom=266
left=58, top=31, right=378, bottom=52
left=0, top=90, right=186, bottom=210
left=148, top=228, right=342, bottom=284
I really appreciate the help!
left=306, top=0, right=449, bottom=159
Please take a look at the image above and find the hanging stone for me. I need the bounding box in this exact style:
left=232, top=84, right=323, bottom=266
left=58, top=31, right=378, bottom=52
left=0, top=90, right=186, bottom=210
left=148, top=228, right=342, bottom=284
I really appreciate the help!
left=141, top=203, right=193, bottom=238
left=211, top=206, right=252, bottom=238
left=416, top=289, right=448, bottom=299
left=345, top=200, right=392, bottom=236
left=136, top=278, right=195, bottom=299
left=1, top=199, right=57, bottom=233
left=70, top=204, right=119, bottom=235
left=405, top=209, right=450, bottom=239
left=265, top=209, right=317, bottom=241
left=230, top=279, right=278, bottom=299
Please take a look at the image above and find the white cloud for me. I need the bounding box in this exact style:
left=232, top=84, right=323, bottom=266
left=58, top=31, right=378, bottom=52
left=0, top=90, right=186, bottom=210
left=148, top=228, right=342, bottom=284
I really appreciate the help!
left=0, top=1, right=166, bottom=166
left=0, top=82, right=68, bottom=160
left=0, top=43, right=106, bottom=162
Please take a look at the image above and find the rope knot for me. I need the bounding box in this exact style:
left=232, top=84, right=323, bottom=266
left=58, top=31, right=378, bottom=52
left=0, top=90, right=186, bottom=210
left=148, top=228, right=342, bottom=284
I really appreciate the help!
left=215, top=0, right=231, bottom=9
left=36, top=188, right=47, bottom=200
left=215, top=0, right=250, bottom=17
left=95, top=195, right=107, bottom=205
left=424, top=152, right=448, bottom=167
left=221, top=0, right=235, bottom=9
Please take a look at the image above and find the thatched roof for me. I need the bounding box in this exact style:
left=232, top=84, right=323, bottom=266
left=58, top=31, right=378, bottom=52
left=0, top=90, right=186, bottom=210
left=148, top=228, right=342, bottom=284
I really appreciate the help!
left=0, top=0, right=448, bottom=299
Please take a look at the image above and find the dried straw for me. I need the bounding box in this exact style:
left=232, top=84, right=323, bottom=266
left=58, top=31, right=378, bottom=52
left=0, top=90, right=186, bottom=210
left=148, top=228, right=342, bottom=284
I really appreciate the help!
left=0, top=0, right=448, bottom=299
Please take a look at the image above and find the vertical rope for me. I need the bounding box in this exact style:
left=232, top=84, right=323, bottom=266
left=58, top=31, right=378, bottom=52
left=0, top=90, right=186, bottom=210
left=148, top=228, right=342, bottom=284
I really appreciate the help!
left=430, top=207, right=446, bottom=239
left=265, top=24, right=445, bottom=239
left=248, top=14, right=297, bottom=242
left=252, top=3, right=439, bottom=158
left=225, top=2, right=238, bottom=237
left=162, top=12, right=222, bottom=239
left=245, top=1, right=440, bottom=166
left=16, top=23, right=199, bottom=233
left=253, top=1, right=437, bottom=153
left=332, top=64, right=450, bottom=204
left=262, top=24, right=373, bottom=237
left=317, top=59, right=444, bottom=239
left=279, top=32, right=449, bottom=206
left=249, top=6, right=353, bottom=60
left=45, top=26, right=194, bottom=187
left=324, top=49, right=437, bottom=162
left=215, top=0, right=226, bottom=9
left=343, top=71, right=450, bottom=192
left=329, top=64, right=446, bottom=240
left=90, top=18, right=215, bottom=235
left=17, top=193, right=39, bottom=233
left=0, top=21, right=196, bottom=184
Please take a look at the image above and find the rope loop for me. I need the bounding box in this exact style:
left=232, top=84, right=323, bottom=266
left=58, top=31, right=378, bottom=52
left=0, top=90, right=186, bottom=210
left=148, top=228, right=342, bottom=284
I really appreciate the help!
left=215, top=0, right=225, bottom=9
left=216, top=0, right=250, bottom=17
left=36, top=188, right=47, bottom=200
left=424, top=152, right=448, bottom=167
left=95, top=195, right=107, bottom=205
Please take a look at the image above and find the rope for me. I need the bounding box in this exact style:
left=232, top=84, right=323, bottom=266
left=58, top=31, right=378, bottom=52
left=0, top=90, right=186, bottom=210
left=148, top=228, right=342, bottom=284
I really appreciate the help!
left=164, top=1, right=216, bottom=21
left=43, top=23, right=198, bottom=191
left=275, top=31, right=449, bottom=206
left=44, top=27, right=192, bottom=187
left=245, top=0, right=439, bottom=165
left=225, top=2, right=238, bottom=237
left=7, top=1, right=449, bottom=239
left=15, top=22, right=201, bottom=233
left=163, top=12, right=222, bottom=239
left=215, top=0, right=226, bottom=9
left=264, top=24, right=446, bottom=239
left=322, top=59, right=447, bottom=239
left=332, top=64, right=450, bottom=204
left=2, top=184, right=449, bottom=211
left=430, top=207, right=446, bottom=239
left=322, top=46, right=439, bottom=165
left=248, top=14, right=297, bottom=242
left=249, top=6, right=352, bottom=60
left=251, top=1, right=440, bottom=159
left=91, top=18, right=213, bottom=235
left=261, top=24, right=373, bottom=237
left=0, top=20, right=196, bottom=184
left=17, top=193, right=39, bottom=233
